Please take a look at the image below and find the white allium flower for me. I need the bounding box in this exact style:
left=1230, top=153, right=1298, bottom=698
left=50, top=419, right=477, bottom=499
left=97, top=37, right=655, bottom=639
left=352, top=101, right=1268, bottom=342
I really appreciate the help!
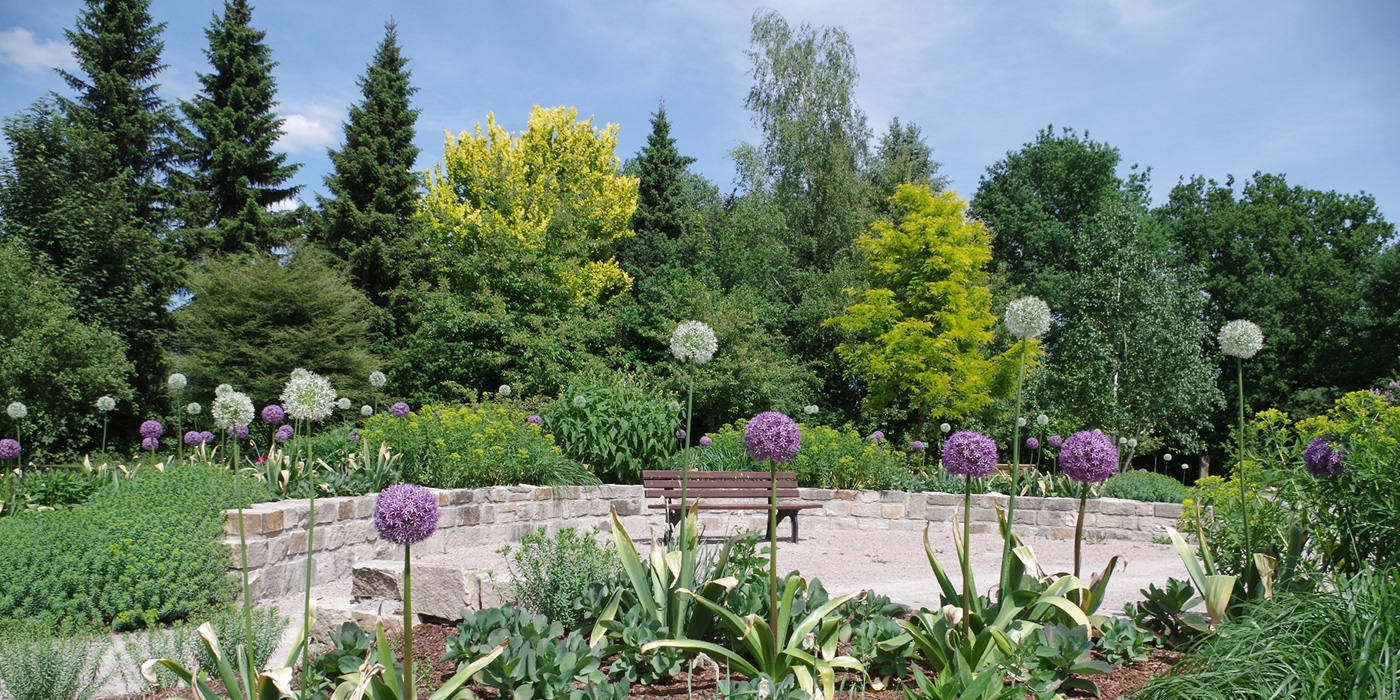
left=1017, top=417, right=1027, bottom=427
left=369, top=371, right=387, bottom=388
left=670, top=320, right=718, bottom=364
left=667, top=400, right=682, bottom=413
left=1219, top=319, right=1264, bottom=359
left=1128, top=438, right=1138, bottom=448
left=361, top=405, right=374, bottom=417
left=498, top=384, right=512, bottom=397
left=211, top=390, right=254, bottom=429
left=1004, top=296, right=1051, bottom=340
left=803, top=404, right=819, bottom=415
left=167, top=373, right=187, bottom=391
left=96, top=395, right=116, bottom=412
left=281, top=369, right=338, bottom=422
left=1036, top=413, right=1049, bottom=426
left=215, top=383, right=234, bottom=397
left=1119, top=437, right=1128, bottom=445
left=337, top=397, right=352, bottom=410
left=573, top=395, right=588, bottom=409
left=1164, top=453, right=1173, bottom=462
left=940, top=423, right=951, bottom=433
left=186, top=402, right=202, bottom=416
left=6, top=402, right=26, bottom=420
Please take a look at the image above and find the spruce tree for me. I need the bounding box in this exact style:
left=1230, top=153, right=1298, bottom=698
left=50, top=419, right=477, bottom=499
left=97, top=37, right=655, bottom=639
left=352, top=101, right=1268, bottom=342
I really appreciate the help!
left=315, top=21, right=423, bottom=308
left=179, top=0, right=299, bottom=255
left=620, top=103, right=697, bottom=280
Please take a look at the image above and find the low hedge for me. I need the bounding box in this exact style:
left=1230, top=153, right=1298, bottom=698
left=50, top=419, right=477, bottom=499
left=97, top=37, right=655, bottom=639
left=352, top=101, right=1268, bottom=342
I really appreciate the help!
left=1101, top=470, right=1190, bottom=504
left=671, top=419, right=917, bottom=491
left=0, top=465, right=266, bottom=629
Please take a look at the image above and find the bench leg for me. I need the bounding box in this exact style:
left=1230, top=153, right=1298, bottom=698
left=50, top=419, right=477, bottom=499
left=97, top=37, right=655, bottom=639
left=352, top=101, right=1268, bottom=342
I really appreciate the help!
left=771, top=510, right=800, bottom=543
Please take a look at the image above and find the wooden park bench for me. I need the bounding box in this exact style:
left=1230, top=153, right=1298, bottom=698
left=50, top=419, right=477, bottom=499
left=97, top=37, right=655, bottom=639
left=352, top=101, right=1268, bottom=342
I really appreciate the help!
left=642, top=469, right=821, bottom=543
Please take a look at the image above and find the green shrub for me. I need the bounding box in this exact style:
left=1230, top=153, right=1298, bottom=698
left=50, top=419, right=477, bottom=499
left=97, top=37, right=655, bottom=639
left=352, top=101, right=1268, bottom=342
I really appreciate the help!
left=1102, top=470, right=1189, bottom=503
left=196, top=605, right=286, bottom=675
left=362, top=403, right=594, bottom=488
left=544, top=372, right=682, bottom=484
left=499, top=527, right=621, bottom=631
left=0, top=465, right=266, bottom=629
left=0, top=620, right=109, bottom=700
left=672, top=419, right=916, bottom=491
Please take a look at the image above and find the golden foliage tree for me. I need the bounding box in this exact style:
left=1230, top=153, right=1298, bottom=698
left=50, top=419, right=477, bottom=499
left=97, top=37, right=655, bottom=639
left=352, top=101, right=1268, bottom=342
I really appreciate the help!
left=828, top=185, right=1026, bottom=427
left=422, top=105, right=639, bottom=307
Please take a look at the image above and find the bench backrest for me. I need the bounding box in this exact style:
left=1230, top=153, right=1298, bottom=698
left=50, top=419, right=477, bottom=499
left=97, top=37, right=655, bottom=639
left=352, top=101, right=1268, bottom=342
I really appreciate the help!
left=642, top=469, right=803, bottom=500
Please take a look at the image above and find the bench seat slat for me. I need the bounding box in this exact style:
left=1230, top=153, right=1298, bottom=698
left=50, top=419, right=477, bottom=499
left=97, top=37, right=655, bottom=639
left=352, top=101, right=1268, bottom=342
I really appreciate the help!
left=643, top=469, right=817, bottom=543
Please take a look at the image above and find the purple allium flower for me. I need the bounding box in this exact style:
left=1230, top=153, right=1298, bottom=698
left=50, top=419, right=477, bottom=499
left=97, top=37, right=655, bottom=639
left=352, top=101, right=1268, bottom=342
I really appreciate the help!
left=0, top=439, right=19, bottom=460
left=1047, top=435, right=1064, bottom=449
left=527, top=414, right=543, bottom=426
left=348, top=431, right=360, bottom=445
left=141, top=436, right=160, bottom=452
left=870, top=430, right=885, bottom=443
left=139, top=420, right=163, bottom=440
left=943, top=431, right=998, bottom=478
left=184, top=430, right=202, bottom=447
left=675, top=429, right=687, bottom=440
left=699, top=435, right=712, bottom=446
left=274, top=424, right=294, bottom=443
left=1025, top=437, right=1040, bottom=450
left=228, top=424, right=249, bottom=439
left=200, top=431, right=214, bottom=445
left=910, top=440, right=926, bottom=452
left=744, top=411, right=801, bottom=464
left=1061, top=431, right=1119, bottom=484
left=261, top=404, right=284, bottom=425
left=391, top=402, right=410, bottom=418
left=1303, top=437, right=1346, bottom=478
left=373, top=483, right=440, bottom=546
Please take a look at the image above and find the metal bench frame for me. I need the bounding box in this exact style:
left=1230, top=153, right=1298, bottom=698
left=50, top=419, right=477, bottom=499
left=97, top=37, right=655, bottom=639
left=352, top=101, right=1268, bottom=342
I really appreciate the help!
left=642, top=469, right=820, bottom=543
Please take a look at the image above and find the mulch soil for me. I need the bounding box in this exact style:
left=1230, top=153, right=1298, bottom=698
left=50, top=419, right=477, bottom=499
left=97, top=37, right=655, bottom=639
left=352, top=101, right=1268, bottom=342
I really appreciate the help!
left=104, top=622, right=1182, bottom=699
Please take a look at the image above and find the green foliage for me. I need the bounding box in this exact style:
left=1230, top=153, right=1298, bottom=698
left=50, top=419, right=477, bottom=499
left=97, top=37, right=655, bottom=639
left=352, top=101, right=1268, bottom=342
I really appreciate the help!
left=672, top=419, right=917, bottom=491
left=0, top=620, right=109, bottom=700
left=313, top=21, right=426, bottom=312
left=596, top=602, right=685, bottom=685
left=0, top=465, right=266, bottom=628
left=0, top=241, right=135, bottom=460
left=1123, top=578, right=1208, bottom=651
left=544, top=372, right=680, bottom=484
left=196, top=605, right=285, bottom=677
left=1094, top=616, right=1153, bottom=665
left=1134, top=569, right=1400, bottom=700
left=363, top=403, right=593, bottom=489
left=171, top=248, right=380, bottom=407
left=114, top=619, right=199, bottom=691
left=619, top=105, right=703, bottom=282
left=1158, top=173, right=1396, bottom=420
left=499, top=527, right=621, bottom=631
left=1101, top=470, right=1189, bottom=503
left=828, top=185, right=1019, bottom=428
left=866, top=118, right=946, bottom=211
left=1004, top=622, right=1111, bottom=698
left=177, top=0, right=299, bottom=255
left=0, top=101, right=175, bottom=426
left=301, top=621, right=371, bottom=699
left=5, top=468, right=106, bottom=512
left=442, top=606, right=608, bottom=700
left=973, top=127, right=1221, bottom=451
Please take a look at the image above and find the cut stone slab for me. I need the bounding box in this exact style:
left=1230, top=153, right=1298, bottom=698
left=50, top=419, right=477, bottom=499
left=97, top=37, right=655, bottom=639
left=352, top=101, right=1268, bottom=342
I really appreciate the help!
left=311, top=596, right=404, bottom=642
left=351, top=560, right=497, bottom=621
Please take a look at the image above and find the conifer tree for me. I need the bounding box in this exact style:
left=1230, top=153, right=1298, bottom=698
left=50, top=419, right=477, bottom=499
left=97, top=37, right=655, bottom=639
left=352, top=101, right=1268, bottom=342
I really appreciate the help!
left=315, top=21, right=423, bottom=308
left=59, top=0, right=175, bottom=215
left=179, top=0, right=299, bottom=255
left=619, top=104, right=697, bottom=280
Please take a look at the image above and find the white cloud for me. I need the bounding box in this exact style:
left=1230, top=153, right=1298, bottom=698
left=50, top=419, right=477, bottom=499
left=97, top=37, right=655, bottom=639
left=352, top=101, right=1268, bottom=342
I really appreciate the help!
left=276, top=103, right=342, bottom=152
left=0, top=27, right=77, bottom=73
left=267, top=197, right=300, bottom=212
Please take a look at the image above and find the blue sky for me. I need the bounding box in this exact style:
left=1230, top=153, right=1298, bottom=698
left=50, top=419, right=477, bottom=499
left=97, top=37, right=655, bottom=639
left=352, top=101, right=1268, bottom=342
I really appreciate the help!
left=2, top=0, right=1397, bottom=223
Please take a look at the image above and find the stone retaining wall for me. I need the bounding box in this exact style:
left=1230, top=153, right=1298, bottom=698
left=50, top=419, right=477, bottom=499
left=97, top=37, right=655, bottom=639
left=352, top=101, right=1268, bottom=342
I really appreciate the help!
left=225, top=485, right=1181, bottom=603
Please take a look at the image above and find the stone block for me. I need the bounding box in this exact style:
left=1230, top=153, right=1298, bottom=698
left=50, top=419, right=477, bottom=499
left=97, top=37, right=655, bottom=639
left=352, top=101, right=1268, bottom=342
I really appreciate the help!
left=1096, top=514, right=1131, bottom=530
left=881, top=504, right=905, bottom=519
left=924, top=506, right=955, bottom=522
left=904, top=497, right=926, bottom=520
left=1100, top=499, right=1136, bottom=516
left=533, top=487, right=553, bottom=500
left=825, top=500, right=853, bottom=517
left=1155, top=503, right=1183, bottom=519
left=800, top=488, right=834, bottom=501
left=857, top=491, right=880, bottom=503
left=852, top=503, right=883, bottom=518
left=1050, top=527, right=1076, bottom=540
left=879, top=490, right=906, bottom=503
left=351, top=559, right=488, bottom=621
left=612, top=499, right=639, bottom=516
left=927, top=493, right=960, bottom=507
left=1043, top=498, right=1077, bottom=512
left=833, top=490, right=858, bottom=501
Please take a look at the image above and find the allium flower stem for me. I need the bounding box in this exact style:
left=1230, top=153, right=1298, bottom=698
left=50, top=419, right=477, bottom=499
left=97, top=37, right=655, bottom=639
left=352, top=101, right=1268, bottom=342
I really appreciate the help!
left=1001, top=339, right=1029, bottom=599
left=768, top=459, right=780, bottom=656
left=961, top=478, right=973, bottom=639
left=238, top=508, right=254, bottom=658
left=1236, top=357, right=1253, bottom=591
left=1074, top=481, right=1090, bottom=578
left=404, top=544, right=416, bottom=700
left=301, top=417, right=316, bottom=700
left=101, top=414, right=108, bottom=456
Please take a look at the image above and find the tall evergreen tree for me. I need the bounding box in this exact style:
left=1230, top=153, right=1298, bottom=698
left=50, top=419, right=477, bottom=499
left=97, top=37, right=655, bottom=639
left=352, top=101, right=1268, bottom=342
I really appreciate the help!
left=867, top=118, right=946, bottom=212
left=619, top=103, right=699, bottom=281
left=179, top=0, right=299, bottom=256
left=59, top=0, right=175, bottom=216
left=314, top=21, right=424, bottom=309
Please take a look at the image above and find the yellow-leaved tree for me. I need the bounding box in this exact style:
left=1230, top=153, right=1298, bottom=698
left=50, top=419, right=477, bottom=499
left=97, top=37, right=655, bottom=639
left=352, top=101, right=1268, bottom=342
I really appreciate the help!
left=827, top=184, right=1028, bottom=431
left=422, top=105, right=639, bottom=307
